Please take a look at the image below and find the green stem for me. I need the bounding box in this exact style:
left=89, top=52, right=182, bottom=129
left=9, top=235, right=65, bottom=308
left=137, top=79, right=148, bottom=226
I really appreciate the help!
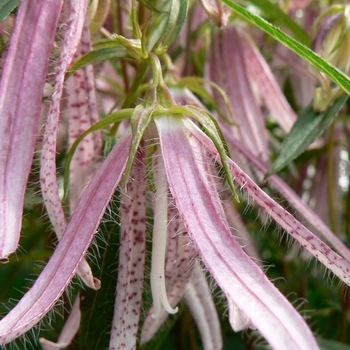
left=327, top=122, right=338, bottom=235
left=116, top=0, right=130, bottom=92
left=110, top=61, right=149, bottom=135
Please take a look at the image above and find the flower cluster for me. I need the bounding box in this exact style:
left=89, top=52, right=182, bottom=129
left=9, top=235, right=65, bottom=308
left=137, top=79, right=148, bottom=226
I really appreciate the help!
left=0, top=0, right=350, bottom=349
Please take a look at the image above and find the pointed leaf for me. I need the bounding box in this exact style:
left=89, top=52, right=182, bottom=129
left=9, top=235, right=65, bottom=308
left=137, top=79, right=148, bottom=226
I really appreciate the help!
left=0, top=0, right=21, bottom=23
left=220, top=0, right=350, bottom=95
left=268, top=94, right=348, bottom=176
left=66, top=46, right=129, bottom=79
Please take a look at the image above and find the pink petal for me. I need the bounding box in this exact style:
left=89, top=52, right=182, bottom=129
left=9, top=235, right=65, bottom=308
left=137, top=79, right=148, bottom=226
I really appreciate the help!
left=222, top=130, right=350, bottom=262
left=40, top=1, right=98, bottom=290
left=39, top=295, right=81, bottom=350
left=0, top=0, right=63, bottom=260
left=0, top=132, right=131, bottom=345
left=67, top=19, right=102, bottom=214
left=184, top=261, right=223, bottom=350
left=209, top=27, right=269, bottom=161
left=40, top=0, right=87, bottom=241
left=157, top=116, right=318, bottom=349
left=110, top=146, right=147, bottom=350
left=187, top=119, right=350, bottom=286
left=241, top=34, right=297, bottom=133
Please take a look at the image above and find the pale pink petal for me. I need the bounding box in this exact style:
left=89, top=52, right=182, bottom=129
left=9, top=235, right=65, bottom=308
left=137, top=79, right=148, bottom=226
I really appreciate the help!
left=241, top=33, right=297, bottom=133
left=199, top=0, right=231, bottom=27
left=223, top=195, right=261, bottom=264
left=109, top=146, right=147, bottom=350
left=0, top=132, right=131, bottom=345
left=227, top=299, right=254, bottom=332
left=222, top=130, right=350, bottom=262
left=39, top=295, right=81, bottom=350
left=40, top=0, right=87, bottom=241
left=184, top=261, right=223, bottom=350
left=157, top=116, right=318, bottom=349
left=186, top=119, right=350, bottom=285
left=209, top=27, right=269, bottom=161
left=0, top=0, right=63, bottom=260
left=40, top=1, right=98, bottom=290
left=67, top=19, right=102, bottom=214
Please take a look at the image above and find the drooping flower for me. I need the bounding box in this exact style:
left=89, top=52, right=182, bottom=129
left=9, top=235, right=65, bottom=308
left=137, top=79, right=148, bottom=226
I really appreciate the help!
left=1, top=1, right=350, bottom=349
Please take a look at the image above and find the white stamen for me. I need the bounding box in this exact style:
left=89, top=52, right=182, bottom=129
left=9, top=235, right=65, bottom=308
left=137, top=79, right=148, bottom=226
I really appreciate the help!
left=151, top=154, right=178, bottom=319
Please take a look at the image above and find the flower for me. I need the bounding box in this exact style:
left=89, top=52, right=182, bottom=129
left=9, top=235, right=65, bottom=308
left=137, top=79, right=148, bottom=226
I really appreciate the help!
left=1, top=1, right=350, bottom=349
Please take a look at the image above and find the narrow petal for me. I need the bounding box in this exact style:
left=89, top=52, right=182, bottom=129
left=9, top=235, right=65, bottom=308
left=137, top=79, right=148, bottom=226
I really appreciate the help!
left=40, top=1, right=98, bottom=290
left=241, top=33, right=297, bottom=133
left=210, top=27, right=269, bottom=161
left=0, top=132, right=131, bottom=345
left=39, top=295, right=81, bottom=350
left=40, top=0, right=87, bottom=240
left=222, top=130, right=350, bottom=262
left=0, top=0, right=63, bottom=260
left=184, top=261, right=223, bottom=350
left=187, top=119, right=350, bottom=285
left=156, top=116, right=318, bottom=350
left=110, top=146, right=147, bottom=350
left=227, top=299, right=254, bottom=332
left=67, top=19, right=102, bottom=214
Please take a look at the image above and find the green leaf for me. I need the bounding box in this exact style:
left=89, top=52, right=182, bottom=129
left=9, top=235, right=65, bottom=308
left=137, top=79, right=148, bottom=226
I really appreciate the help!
left=220, top=0, right=350, bottom=96
left=267, top=94, right=348, bottom=176
left=160, top=0, right=189, bottom=52
left=0, top=0, right=21, bottom=23
left=66, top=46, right=129, bottom=79
left=247, top=0, right=311, bottom=46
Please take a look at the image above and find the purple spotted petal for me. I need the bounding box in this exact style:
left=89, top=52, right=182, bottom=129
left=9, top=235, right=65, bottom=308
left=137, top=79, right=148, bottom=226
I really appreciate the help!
left=110, top=146, right=146, bottom=350
left=67, top=19, right=102, bottom=214
left=222, top=130, right=350, bottom=262
left=186, top=119, right=350, bottom=285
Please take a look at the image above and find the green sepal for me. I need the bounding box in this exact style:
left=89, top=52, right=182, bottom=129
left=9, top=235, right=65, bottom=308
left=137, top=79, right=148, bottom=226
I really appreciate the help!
left=167, top=105, right=240, bottom=202
left=267, top=94, right=348, bottom=177
left=112, top=34, right=147, bottom=60
left=123, top=104, right=156, bottom=189
left=63, top=109, right=134, bottom=200
left=66, top=46, right=129, bottom=79
left=146, top=144, right=157, bottom=194
left=132, top=0, right=142, bottom=39
left=175, top=77, right=235, bottom=124
left=155, top=0, right=189, bottom=54
left=153, top=0, right=180, bottom=54
left=137, top=0, right=164, bottom=13
left=0, top=0, right=21, bottom=23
